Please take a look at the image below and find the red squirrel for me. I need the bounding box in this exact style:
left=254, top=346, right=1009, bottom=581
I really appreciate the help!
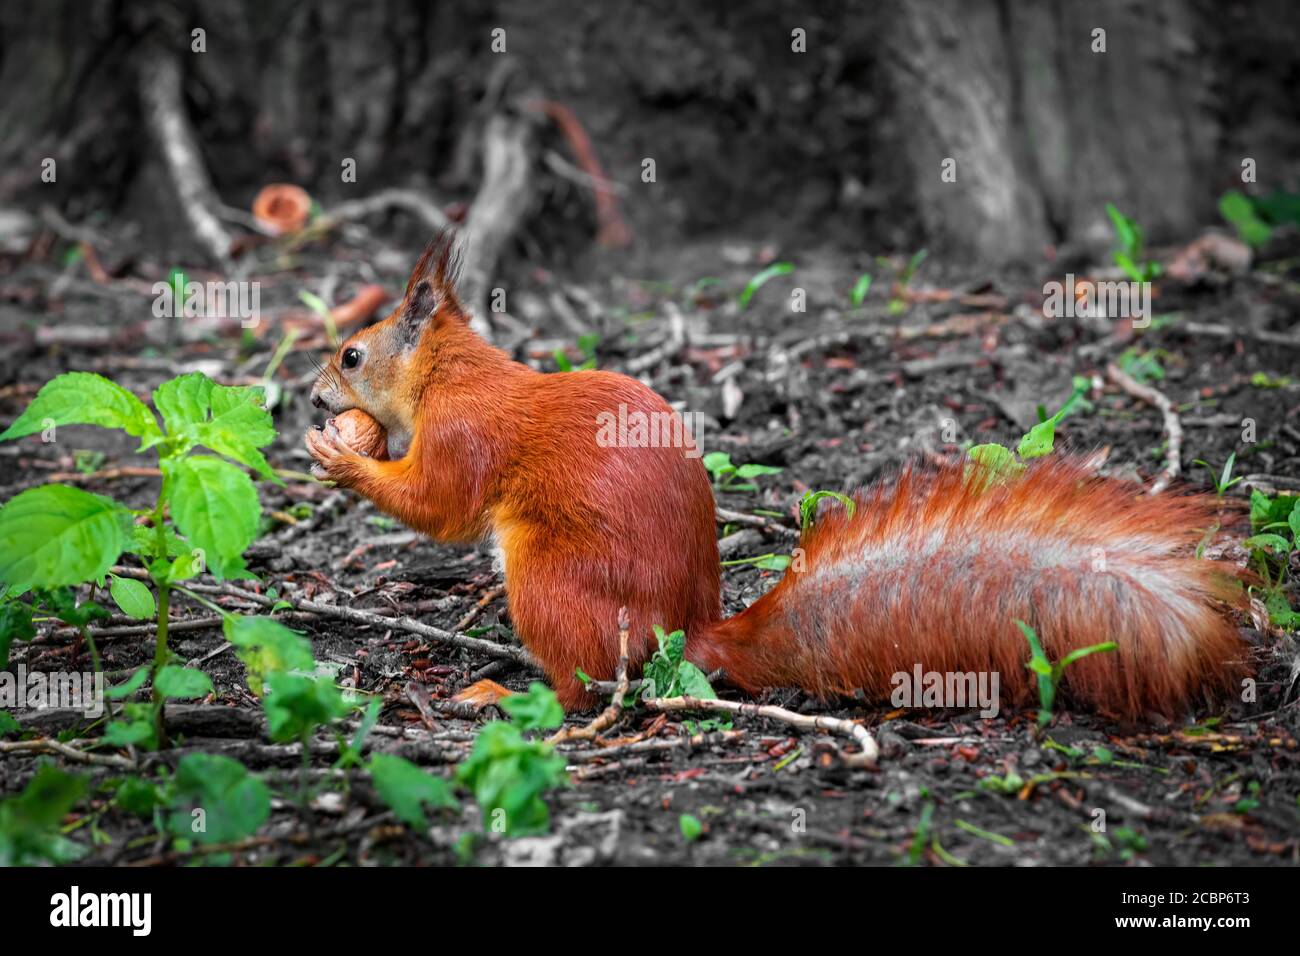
left=306, top=235, right=1249, bottom=718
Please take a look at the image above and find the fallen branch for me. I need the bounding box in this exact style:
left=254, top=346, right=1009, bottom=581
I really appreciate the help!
left=641, top=696, right=878, bottom=767
left=0, top=737, right=134, bottom=770
left=1106, top=362, right=1183, bottom=494
left=317, top=188, right=451, bottom=234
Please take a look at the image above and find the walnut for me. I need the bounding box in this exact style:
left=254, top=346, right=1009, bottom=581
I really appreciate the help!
left=333, top=409, right=388, bottom=460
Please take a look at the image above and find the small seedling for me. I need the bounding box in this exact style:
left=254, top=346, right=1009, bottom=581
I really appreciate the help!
left=967, top=378, right=1089, bottom=485
left=554, top=333, right=600, bottom=372
left=1193, top=452, right=1244, bottom=497
left=1105, top=203, right=1161, bottom=283
left=1016, top=620, right=1117, bottom=728
left=702, top=451, right=783, bottom=492
left=738, top=262, right=794, bottom=310
left=799, top=490, right=856, bottom=531
left=456, top=683, right=569, bottom=836
left=1244, top=490, right=1300, bottom=628
left=848, top=272, right=873, bottom=307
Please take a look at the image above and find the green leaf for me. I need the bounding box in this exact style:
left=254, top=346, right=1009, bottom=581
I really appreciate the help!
left=752, top=553, right=791, bottom=571
left=0, top=485, right=130, bottom=589
left=224, top=615, right=314, bottom=696
left=155, top=665, right=213, bottom=700
left=157, top=374, right=278, bottom=479
left=113, top=777, right=161, bottom=818
left=262, top=672, right=352, bottom=742
left=1245, top=534, right=1291, bottom=555
left=0, top=601, right=36, bottom=670
left=103, top=705, right=158, bottom=748
left=849, top=273, right=873, bottom=307
left=0, top=764, right=88, bottom=865
left=799, top=490, right=856, bottom=531
left=679, top=813, right=703, bottom=841
left=1016, top=419, right=1057, bottom=459
left=738, top=262, right=794, bottom=310
left=500, top=682, right=565, bottom=731
left=701, top=452, right=734, bottom=476
left=1056, top=642, right=1119, bottom=673
left=368, top=753, right=458, bottom=828
left=109, top=575, right=155, bottom=620
left=153, top=372, right=217, bottom=435
left=165, top=753, right=270, bottom=845
left=676, top=662, right=717, bottom=700
left=1218, top=191, right=1273, bottom=247
left=105, top=666, right=151, bottom=700
left=735, top=463, right=783, bottom=479
left=966, top=444, right=1024, bottom=487
left=163, top=456, right=260, bottom=579
left=0, top=372, right=159, bottom=443
left=455, top=722, right=567, bottom=836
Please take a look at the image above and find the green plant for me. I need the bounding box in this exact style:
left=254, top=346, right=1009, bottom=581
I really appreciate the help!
left=879, top=249, right=928, bottom=315
left=1105, top=203, right=1161, bottom=283
left=1218, top=191, right=1273, bottom=247
left=967, top=379, right=1089, bottom=485
left=0, top=763, right=88, bottom=865
left=848, top=272, right=873, bottom=307
left=720, top=552, right=790, bottom=571
left=799, top=490, right=856, bottom=531
left=1244, top=490, right=1300, bottom=628
left=1116, top=347, right=1167, bottom=384
left=640, top=626, right=716, bottom=701
left=738, top=262, right=794, bottom=310
left=0, top=371, right=280, bottom=744
left=456, top=683, right=569, bottom=836
left=161, top=753, right=271, bottom=850
left=1016, top=620, right=1117, bottom=727
left=368, top=753, right=458, bottom=828
left=679, top=813, right=703, bottom=842
left=701, top=451, right=783, bottom=492
left=1193, top=452, right=1244, bottom=497
left=554, top=333, right=600, bottom=372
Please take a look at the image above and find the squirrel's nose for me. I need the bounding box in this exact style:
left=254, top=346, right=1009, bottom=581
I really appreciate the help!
left=312, top=393, right=325, bottom=409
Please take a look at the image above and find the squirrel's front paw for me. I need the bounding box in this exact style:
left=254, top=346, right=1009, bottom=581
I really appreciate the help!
left=305, top=421, right=363, bottom=483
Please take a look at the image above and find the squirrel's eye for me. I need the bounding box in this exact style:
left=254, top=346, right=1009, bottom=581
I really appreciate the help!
left=341, top=348, right=361, bottom=370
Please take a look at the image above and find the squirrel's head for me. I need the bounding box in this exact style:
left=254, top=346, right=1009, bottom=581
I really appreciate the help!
left=311, top=233, right=467, bottom=451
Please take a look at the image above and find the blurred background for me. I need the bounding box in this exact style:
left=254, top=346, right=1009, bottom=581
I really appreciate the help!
left=3, top=0, right=1299, bottom=274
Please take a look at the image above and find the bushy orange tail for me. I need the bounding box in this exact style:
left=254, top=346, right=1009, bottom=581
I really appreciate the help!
left=689, top=458, right=1249, bottom=720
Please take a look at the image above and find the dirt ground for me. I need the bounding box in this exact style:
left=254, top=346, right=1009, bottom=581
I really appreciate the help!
left=1, top=230, right=1299, bottom=866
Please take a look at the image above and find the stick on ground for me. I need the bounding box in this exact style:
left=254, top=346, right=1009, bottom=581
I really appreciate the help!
left=1106, top=362, right=1183, bottom=494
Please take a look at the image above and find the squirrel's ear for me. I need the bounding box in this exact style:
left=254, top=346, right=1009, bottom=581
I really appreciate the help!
left=397, top=279, right=437, bottom=347
left=398, top=231, right=466, bottom=343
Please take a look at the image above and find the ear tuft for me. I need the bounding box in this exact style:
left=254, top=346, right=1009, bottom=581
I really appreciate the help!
left=400, top=230, right=466, bottom=339
left=405, top=230, right=463, bottom=299
left=398, top=279, right=437, bottom=346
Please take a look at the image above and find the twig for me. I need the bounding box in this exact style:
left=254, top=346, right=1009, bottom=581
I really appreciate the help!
left=548, top=608, right=631, bottom=744
left=716, top=506, right=799, bottom=540
left=0, top=738, right=134, bottom=770
left=317, top=188, right=451, bottom=234
left=641, top=696, right=878, bottom=767
left=563, top=729, right=744, bottom=765
left=1106, top=362, right=1183, bottom=494
left=106, top=566, right=536, bottom=669
left=453, top=584, right=506, bottom=632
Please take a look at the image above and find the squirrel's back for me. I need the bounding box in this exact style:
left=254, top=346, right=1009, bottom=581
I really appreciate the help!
left=689, top=457, right=1249, bottom=719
